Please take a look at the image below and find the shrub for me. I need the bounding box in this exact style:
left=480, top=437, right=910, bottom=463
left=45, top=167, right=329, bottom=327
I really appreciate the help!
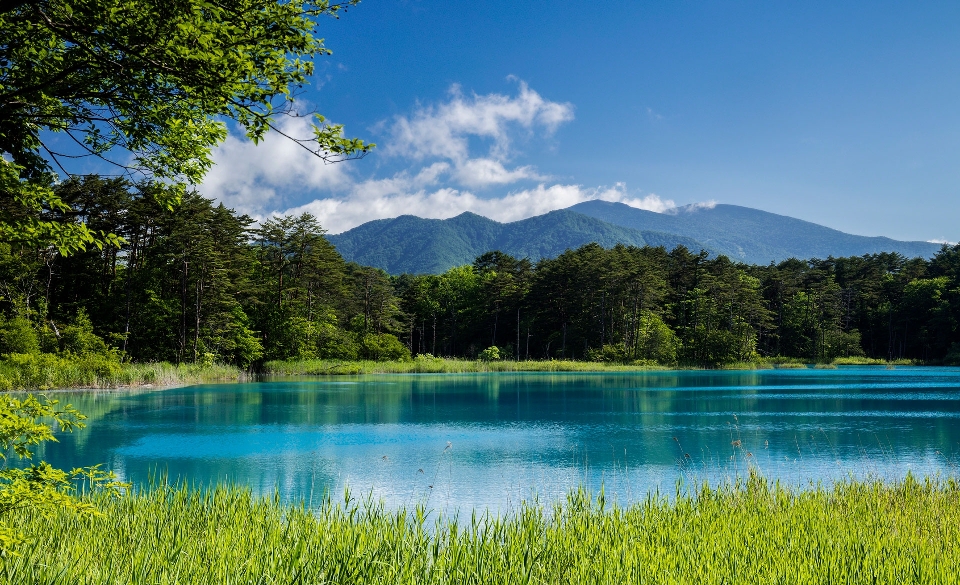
left=585, top=343, right=628, bottom=363
left=0, top=316, right=39, bottom=355
left=359, top=333, right=411, bottom=362
left=478, top=346, right=501, bottom=362
left=318, top=327, right=360, bottom=360
left=59, top=309, right=109, bottom=356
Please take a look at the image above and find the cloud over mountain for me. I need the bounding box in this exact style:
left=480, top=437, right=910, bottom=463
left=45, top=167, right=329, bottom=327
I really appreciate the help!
left=200, top=81, right=685, bottom=232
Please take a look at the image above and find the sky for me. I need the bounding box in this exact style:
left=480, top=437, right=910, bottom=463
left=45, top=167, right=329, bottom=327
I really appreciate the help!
left=199, top=0, right=960, bottom=242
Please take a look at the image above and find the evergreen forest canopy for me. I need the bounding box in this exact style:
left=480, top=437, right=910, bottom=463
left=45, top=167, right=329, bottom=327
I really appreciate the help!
left=3, top=177, right=960, bottom=368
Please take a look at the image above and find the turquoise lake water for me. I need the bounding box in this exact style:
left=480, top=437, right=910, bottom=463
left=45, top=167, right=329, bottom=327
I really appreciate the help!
left=37, top=367, right=960, bottom=511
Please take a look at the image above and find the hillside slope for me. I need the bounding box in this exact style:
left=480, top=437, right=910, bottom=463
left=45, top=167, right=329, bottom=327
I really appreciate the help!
left=569, top=201, right=941, bottom=264
left=329, top=202, right=942, bottom=274
left=328, top=210, right=709, bottom=274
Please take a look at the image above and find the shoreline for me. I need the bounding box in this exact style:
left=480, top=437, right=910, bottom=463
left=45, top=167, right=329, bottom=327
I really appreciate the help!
left=2, top=357, right=934, bottom=393
left=258, top=356, right=922, bottom=377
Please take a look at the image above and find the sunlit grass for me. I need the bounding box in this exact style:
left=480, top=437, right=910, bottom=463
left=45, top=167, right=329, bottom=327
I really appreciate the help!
left=265, top=356, right=923, bottom=376
left=0, top=353, right=244, bottom=391
left=831, top=356, right=918, bottom=366
left=262, top=357, right=671, bottom=376
left=5, top=474, right=960, bottom=584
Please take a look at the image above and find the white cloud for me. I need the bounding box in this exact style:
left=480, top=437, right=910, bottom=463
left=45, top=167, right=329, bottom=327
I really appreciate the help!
left=453, top=158, right=546, bottom=188
left=928, top=238, right=957, bottom=246
left=619, top=193, right=678, bottom=213
left=200, top=80, right=712, bottom=235
left=200, top=115, right=353, bottom=216
left=287, top=181, right=679, bottom=234
left=383, top=80, right=573, bottom=188
left=667, top=200, right=718, bottom=213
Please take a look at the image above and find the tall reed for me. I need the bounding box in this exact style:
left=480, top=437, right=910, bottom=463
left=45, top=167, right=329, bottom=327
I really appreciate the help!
left=0, top=353, right=244, bottom=391
left=5, top=475, right=959, bottom=584
left=262, top=358, right=670, bottom=376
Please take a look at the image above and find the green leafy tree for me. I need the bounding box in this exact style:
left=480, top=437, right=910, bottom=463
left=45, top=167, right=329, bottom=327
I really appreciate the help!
left=0, top=0, right=372, bottom=252
left=634, top=310, right=678, bottom=364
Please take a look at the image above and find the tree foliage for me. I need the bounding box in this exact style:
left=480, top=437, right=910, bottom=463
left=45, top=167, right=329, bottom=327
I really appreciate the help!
left=3, top=178, right=960, bottom=368
left=0, top=0, right=372, bottom=252
left=0, top=393, right=126, bottom=552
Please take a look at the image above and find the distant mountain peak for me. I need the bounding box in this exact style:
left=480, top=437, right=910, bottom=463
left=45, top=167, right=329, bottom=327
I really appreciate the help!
left=327, top=203, right=940, bottom=274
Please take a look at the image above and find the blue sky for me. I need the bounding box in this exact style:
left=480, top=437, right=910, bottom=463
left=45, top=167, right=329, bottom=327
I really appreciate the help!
left=201, top=0, right=960, bottom=242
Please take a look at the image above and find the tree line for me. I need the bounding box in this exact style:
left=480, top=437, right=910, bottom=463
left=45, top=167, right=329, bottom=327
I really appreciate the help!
left=2, top=177, right=960, bottom=367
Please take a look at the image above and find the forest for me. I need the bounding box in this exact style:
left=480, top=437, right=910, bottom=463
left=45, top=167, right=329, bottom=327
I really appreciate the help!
left=2, top=176, right=960, bottom=369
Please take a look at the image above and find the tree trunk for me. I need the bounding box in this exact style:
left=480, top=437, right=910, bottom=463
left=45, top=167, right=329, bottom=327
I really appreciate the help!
left=516, top=307, right=520, bottom=361
left=194, top=273, right=202, bottom=362
left=180, top=255, right=188, bottom=362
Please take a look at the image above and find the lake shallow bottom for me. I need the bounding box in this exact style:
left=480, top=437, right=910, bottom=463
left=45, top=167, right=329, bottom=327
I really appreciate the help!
left=39, top=367, right=960, bottom=512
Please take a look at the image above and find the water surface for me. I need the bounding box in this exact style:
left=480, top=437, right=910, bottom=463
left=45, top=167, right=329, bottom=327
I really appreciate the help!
left=38, top=367, right=960, bottom=511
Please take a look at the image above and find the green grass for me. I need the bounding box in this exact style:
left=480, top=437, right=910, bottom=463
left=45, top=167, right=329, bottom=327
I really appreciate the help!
left=262, top=357, right=670, bottom=376
left=5, top=475, right=960, bottom=584
left=722, top=356, right=922, bottom=370
left=0, top=352, right=245, bottom=391
left=0, top=353, right=930, bottom=391
left=831, top=356, right=918, bottom=366
left=264, top=356, right=925, bottom=376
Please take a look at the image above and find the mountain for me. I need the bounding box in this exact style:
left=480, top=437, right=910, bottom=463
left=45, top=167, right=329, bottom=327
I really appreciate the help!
left=328, top=209, right=709, bottom=274
left=328, top=203, right=943, bottom=274
left=568, top=201, right=941, bottom=265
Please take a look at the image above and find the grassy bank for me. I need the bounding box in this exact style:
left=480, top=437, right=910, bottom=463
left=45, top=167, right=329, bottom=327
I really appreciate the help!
left=0, top=352, right=245, bottom=391
left=262, top=357, right=673, bottom=375
left=263, top=355, right=921, bottom=376
left=5, top=475, right=959, bottom=583
left=0, top=354, right=927, bottom=391
left=719, top=356, right=920, bottom=370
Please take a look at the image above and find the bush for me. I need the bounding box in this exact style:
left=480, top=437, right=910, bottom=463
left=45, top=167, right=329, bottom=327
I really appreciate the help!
left=359, top=333, right=411, bottom=362
left=585, top=343, right=628, bottom=363
left=0, top=316, right=39, bottom=355
left=478, top=346, right=501, bottom=362
left=59, top=309, right=109, bottom=356
left=317, top=327, right=360, bottom=360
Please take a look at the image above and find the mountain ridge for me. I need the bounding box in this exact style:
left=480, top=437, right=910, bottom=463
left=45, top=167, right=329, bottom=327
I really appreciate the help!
left=328, top=203, right=942, bottom=274
left=569, top=201, right=940, bottom=264
left=328, top=209, right=712, bottom=274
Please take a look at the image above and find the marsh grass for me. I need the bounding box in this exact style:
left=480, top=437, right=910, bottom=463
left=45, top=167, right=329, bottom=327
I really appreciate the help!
left=5, top=475, right=960, bottom=584
left=265, top=356, right=921, bottom=377
left=262, top=357, right=671, bottom=376
left=0, top=353, right=244, bottom=391
left=0, top=353, right=929, bottom=391
left=832, top=356, right=918, bottom=366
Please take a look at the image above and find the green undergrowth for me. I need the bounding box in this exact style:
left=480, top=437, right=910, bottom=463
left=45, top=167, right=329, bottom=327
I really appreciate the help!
left=5, top=475, right=960, bottom=584
left=0, top=353, right=244, bottom=391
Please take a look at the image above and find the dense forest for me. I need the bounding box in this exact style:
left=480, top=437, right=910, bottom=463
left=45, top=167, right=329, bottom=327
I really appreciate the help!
left=2, top=177, right=960, bottom=367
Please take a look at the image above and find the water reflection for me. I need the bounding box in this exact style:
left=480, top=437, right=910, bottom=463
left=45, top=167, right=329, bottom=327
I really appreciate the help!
left=37, top=368, right=960, bottom=511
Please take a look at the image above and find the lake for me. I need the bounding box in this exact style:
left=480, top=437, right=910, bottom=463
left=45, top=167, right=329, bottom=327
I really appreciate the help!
left=37, top=367, right=960, bottom=511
